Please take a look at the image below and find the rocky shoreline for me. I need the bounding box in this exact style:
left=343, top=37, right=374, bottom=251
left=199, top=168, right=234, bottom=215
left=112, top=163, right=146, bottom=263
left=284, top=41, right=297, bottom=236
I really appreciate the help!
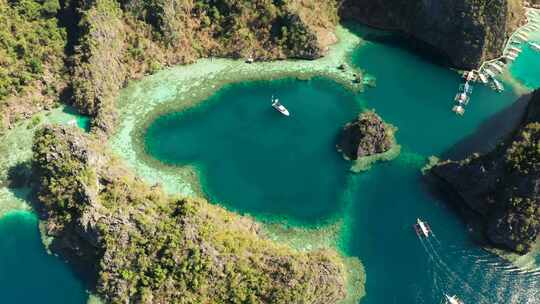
left=32, top=125, right=353, bottom=303
left=337, top=110, right=400, bottom=172
left=430, top=89, right=540, bottom=254
left=341, top=0, right=526, bottom=69
left=0, top=0, right=536, bottom=302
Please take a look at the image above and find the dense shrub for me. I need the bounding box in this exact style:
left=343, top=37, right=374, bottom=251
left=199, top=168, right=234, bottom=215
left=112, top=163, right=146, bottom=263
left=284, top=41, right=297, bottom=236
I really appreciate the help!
left=0, top=0, right=66, bottom=101
left=506, top=122, right=540, bottom=174
left=32, top=125, right=349, bottom=304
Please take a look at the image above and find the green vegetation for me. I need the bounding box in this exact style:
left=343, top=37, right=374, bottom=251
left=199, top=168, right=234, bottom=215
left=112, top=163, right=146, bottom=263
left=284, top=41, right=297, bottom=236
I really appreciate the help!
left=0, top=0, right=66, bottom=128
left=0, top=0, right=339, bottom=135
left=125, top=0, right=337, bottom=59
left=64, top=0, right=340, bottom=135
left=0, top=0, right=65, bottom=100
left=506, top=122, right=540, bottom=175
left=431, top=92, right=540, bottom=254
left=498, top=122, right=540, bottom=253
left=33, top=125, right=350, bottom=303
left=337, top=110, right=400, bottom=172
left=71, top=0, right=126, bottom=135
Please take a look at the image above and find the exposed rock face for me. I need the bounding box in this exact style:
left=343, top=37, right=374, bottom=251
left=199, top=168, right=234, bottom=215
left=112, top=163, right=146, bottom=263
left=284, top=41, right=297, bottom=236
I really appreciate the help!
left=32, top=125, right=349, bottom=303
left=337, top=110, right=393, bottom=160
left=431, top=90, right=540, bottom=254
left=341, top=0, right=525, bottom=69
left=67, top=0, right=340, bottom=136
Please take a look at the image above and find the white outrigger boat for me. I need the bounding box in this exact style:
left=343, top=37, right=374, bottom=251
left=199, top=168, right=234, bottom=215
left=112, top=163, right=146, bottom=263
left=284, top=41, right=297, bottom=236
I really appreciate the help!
left=414, top=218, right=431, bottom=237
left=271, top=96, right=290, bottom=116
left=492, top=79, right=504, bottom=92
left=529, top=42, right=540, bottom=52
left=454, top=92, right=469, bottom=105
left=452, top=105, right=465, bottom=115
left=477, top=73, right=488, bottom=84
left=444, top=294, right=464, bottom=304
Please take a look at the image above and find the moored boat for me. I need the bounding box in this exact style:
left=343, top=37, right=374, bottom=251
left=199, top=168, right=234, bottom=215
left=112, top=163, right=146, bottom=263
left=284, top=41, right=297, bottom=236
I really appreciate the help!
left=454, top=92, right=469, bottom=105
left=452, top=105, right=465, bottom=115
left=271, top=96, right=290, bottom=116
left=444, top=294, right=464, bottom=304
left=492, top=79, right=504, bottom=92
left=530, top=42, right=540, bottom=52
left=488, top=62, right=503, bottom=73
left=478, top=73, right=488, bottom=84
left=484, top=68, right=496, bottom=78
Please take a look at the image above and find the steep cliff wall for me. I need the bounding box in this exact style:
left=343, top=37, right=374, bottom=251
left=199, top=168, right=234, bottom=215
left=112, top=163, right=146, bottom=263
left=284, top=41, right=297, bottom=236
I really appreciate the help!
left=68, top=0, right=340, bottom=136
left=431, top=90, right=540, bottom=254
left=341, top=0, right=525, bottom=69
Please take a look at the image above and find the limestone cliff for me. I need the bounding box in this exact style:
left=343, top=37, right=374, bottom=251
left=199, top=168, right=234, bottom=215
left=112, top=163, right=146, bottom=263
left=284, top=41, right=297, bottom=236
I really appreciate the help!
left=69, top=0, right=340, bottom=136
left=336, top=110, right=400, bottom=172
left=341, top=0, right=525, bottom=69
left=31, top=125, right=349, bottom=303
left=431, top=90, right=540, bottom=254
left=337, top=110, right=393, bottom=160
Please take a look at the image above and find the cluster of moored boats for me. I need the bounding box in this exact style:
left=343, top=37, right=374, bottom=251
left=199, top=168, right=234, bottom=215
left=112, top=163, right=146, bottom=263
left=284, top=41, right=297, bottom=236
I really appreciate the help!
left=414, top=219, right=466, bottom=304
left=452, top=76, right=474, bottom=115
left=452, top=9, right=540, bottom=115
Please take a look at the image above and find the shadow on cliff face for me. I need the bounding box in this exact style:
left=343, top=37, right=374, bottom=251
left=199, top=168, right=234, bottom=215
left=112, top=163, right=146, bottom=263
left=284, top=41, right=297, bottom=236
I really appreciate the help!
left=440, top=93, right=532, bottom=161
left=4, top=161, right=103, bottom=294
left=342, top=23, right=454, bottom=68
left=421, top=92, right=535, bottom=250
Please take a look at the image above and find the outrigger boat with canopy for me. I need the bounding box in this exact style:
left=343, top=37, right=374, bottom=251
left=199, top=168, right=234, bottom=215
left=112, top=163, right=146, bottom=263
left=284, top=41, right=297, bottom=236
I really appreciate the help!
left=414, top=218, right=431, bottom=237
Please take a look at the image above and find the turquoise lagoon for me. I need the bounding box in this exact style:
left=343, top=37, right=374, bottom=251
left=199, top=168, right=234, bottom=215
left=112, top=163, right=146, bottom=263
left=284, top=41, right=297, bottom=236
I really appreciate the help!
left=143, top=26, right=540, bottom=304
left=1, top=24, right=540, bottom=304
left=144, top=78, right=360, bottom=222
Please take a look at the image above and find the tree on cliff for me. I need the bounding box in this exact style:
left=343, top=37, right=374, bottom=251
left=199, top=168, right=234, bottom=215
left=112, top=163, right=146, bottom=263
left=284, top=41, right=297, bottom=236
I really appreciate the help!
left=32, top=125, right=350, bottom=303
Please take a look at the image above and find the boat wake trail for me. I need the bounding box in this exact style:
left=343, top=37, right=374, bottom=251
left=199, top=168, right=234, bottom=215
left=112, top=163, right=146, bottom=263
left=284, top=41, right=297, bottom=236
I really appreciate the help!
left=416, top=231, right=540, bottom=303
left=417, top=235, right=492, bottom=304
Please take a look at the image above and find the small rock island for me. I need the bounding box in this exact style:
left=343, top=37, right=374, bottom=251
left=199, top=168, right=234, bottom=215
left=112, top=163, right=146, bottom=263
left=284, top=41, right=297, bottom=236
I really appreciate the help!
left=431, top=90, right=540, bottom=254
left=337, top=110, right=400, bottom=172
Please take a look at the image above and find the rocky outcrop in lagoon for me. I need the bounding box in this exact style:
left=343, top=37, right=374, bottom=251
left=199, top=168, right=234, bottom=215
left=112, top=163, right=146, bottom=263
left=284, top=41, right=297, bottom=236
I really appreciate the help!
left=337, top=110, right=393, bottom=160
left=337, top=110, right=399, bottom=172
left=32, top=125, right=350, bottom=303
left=341, top=0, right=526, bottom=69
left=431, top=90, right=540, bottom=254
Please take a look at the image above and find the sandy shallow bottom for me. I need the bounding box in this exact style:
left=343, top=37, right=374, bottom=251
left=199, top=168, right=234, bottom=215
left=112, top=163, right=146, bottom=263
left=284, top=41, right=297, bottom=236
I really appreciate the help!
left=111, top=25, right=368, bottom=302
left=0, top=16, right=539, bottom=303
left=0, top=107, right=87, bottom=217
left=111, top=26, right=364, bottom=195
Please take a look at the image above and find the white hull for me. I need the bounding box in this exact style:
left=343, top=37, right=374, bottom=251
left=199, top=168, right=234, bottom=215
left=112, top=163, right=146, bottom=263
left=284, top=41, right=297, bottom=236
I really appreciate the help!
left=415, top=218, right=430, bottom=237
left=273, top=106, right=290, bottom=116
left=445, top=294, right=463, bottom=304
left=271, top=97, right=290, bottom=116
